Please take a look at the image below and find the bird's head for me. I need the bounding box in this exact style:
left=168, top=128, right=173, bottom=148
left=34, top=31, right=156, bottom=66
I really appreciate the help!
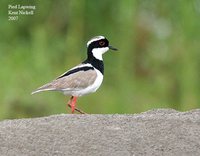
left=87, top=36, right=117, bottom=60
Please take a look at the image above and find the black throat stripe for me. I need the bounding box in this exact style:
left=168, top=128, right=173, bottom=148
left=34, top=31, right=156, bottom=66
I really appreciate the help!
left=83, top=58, right=104, bottom=75
left=90, top=59, right=104, bottom=75
left=57, top=66, right=94, bottom=79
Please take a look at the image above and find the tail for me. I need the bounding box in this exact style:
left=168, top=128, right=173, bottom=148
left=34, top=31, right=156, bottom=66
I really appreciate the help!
left=31, top=83, right=55, bottom=95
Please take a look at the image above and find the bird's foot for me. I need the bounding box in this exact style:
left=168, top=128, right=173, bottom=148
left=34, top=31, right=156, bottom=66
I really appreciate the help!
left=67, top=104, right=87, bottom=114
left=67, top=96, right=87, bottom=114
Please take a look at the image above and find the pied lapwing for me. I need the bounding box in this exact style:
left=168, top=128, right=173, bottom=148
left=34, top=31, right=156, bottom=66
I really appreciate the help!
left=32, top=36, right=117, bottom=114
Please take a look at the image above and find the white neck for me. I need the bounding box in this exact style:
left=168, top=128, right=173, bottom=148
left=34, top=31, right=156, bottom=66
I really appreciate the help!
left=92, top=47, right=109, bottom=60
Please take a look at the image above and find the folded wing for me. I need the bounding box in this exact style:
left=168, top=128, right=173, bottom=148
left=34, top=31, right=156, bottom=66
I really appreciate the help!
left=31, top=68, right=97, bottom=94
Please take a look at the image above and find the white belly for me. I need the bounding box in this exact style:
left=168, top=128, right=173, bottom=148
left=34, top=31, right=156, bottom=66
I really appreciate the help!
left=63, top=69, right=103, bottom=97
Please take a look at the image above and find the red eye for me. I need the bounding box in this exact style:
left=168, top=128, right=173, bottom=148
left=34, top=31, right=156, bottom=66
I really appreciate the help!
left=99, top=41, right=105, bottom=46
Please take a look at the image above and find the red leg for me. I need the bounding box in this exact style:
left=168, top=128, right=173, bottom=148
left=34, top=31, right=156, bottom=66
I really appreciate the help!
left=70, top=96, right=77, bottom=113
left=67, top=96, right=87, bottom=114
left=67, top=96, right=78, bottom=113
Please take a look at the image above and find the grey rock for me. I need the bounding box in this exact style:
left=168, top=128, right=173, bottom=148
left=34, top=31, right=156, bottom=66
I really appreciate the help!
left=0, top=109, right=200, bottom=156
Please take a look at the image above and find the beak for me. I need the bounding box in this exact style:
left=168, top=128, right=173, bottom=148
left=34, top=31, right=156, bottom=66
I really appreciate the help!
left=109, top=45, right=118, bottom=51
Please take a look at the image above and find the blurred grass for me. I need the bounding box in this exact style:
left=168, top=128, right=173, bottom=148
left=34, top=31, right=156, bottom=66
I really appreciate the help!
left=0, top=0, right=200, bottom=119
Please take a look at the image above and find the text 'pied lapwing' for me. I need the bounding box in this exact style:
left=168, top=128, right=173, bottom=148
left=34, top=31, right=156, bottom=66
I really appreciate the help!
left=32, top=36, right=118, bottom=114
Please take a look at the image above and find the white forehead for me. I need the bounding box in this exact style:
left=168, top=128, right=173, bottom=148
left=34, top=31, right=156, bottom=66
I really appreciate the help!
left=87, top=36, right=105, bottom=47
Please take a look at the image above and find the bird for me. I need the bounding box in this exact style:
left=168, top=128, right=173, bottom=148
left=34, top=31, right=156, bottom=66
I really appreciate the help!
left=31, top=35, right=118, bottom=114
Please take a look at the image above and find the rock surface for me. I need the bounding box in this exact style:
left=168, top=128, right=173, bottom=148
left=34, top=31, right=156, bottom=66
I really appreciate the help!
left=0, top=109, right=200, bottom=156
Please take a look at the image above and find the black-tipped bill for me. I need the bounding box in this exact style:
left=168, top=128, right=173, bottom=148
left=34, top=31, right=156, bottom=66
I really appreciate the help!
left=109, top=45, right=118, bottom=51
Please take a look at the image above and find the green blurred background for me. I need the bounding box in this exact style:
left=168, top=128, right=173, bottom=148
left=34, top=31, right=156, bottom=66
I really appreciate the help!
left=0, top=0, right=200, bottom=119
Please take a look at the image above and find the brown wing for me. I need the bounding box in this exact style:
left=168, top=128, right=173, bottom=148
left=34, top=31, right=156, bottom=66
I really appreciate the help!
left=32, top=69, right=97, bottom=94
